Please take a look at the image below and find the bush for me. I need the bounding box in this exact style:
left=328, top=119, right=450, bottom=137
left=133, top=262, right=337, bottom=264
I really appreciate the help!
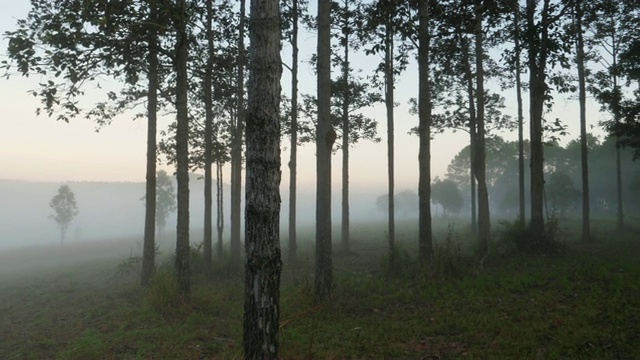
left=384, top=246, right=419, bottom=279
left=432, top=224, right=476, bottom=280
left=496, top=217, right=565, bottom=255
left=144, top=267, right=186, bottom=318
left=384, top=225, right=477, bottom=280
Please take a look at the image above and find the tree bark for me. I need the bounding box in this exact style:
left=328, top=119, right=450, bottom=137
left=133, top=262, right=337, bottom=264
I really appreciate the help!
left=216, top=159, right=224, bottom=257
left=461, top=35, right=477, bottom=234
left=243, top=0, right=282, bottom=356
left=611, top=22, right=624, bottom=230
left=575, top=0, right=590, bottom=242
left=341, top=0, right=351, bottom=254
left=141, top=0, right=158, bottom=287
left=514, top=0, right=525, bottom=226
left=175, top=0, right=191, bottom=297
left=203, top=0, right=215, bottom=276
left=231, top=0, right=247, bottom=271
left=475, top=0, right=490, bottom=258
left=526, top=0, right=549, bottom=234
left=418, top=0, right=433, bottom=269
left=288, top=0, right=299, bottom=264
left=385, top=20, right=396, bottom=270
left=315, top=0, right=334, bottom=301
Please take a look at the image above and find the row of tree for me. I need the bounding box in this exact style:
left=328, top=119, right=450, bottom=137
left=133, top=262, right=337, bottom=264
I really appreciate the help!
left=445, top=135, right=640, bottom=218
left=5, top=0, right=639, bottom=357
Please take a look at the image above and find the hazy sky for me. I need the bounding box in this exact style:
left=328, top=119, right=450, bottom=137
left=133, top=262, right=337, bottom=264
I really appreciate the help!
left=1, top=1, right=607, bottom=193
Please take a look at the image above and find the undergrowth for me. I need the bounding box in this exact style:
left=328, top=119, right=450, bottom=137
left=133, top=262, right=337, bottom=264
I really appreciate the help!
left=2, top=218, right=639, bottom=359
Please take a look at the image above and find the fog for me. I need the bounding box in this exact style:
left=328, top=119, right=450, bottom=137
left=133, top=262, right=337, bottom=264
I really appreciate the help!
left=0, top=176, right=404, bottom=251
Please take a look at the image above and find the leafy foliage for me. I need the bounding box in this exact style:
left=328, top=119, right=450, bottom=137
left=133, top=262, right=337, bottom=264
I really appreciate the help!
left=431, top=178, right=463, bottom=216
left=375, top=189, right=418, bottom=216
left=546, top=171, right=581, bottom=215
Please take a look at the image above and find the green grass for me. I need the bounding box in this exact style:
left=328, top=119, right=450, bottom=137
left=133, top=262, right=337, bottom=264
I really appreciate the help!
left=1, top=218, right=639, bottom=359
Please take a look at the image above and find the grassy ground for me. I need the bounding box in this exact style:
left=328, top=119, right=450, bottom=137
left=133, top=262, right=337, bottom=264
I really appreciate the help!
left=1, top=218, right=639, bottom=359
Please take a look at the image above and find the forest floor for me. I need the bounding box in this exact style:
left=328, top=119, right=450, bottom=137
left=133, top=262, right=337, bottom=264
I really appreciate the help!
left=1, top=218, right=639, bottom=359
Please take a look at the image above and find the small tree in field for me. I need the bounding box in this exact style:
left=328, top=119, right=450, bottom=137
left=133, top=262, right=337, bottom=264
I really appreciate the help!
left=155, top=170, right=176, bottom=234
left=49, top=185, right=78, bottom=246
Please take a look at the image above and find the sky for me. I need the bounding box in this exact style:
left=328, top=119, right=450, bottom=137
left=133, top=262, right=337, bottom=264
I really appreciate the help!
left=0, top=1, right=608, bottom=196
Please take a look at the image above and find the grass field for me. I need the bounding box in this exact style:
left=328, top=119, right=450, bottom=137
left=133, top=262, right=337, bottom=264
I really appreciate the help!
left=1, top=218, right=639, bottom=359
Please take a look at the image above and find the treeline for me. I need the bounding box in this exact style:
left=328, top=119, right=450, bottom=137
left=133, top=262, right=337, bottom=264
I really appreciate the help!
left=445, top=135, right=640, bottom=218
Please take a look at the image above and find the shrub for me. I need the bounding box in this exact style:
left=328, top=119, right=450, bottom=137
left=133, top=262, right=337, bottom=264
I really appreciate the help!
left=144, top=267, right=186, bottom=318
left=496, top=217, right=565, bottom=255
left=432, top=224, right=476, bottom=280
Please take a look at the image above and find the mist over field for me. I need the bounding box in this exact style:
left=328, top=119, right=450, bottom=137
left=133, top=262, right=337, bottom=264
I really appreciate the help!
left=0, top=176, right=407, bottom=250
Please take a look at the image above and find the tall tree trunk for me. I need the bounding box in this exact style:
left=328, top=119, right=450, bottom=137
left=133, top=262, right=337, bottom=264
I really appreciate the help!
left=418, top=0, right=433, bottom=269
left=341, top=1, right=351, bottom=254
left=243, top=0, right=282, bottom=356
left=203, top=0, right=215, bottom=276
left=611, top=23, right=624, bottom=230
left=475, top=0, right=490, bottom=258
left=216, top=159, right=224, bottom=257
left=175, top=0, right=191, bottom=297
left=288, top=0, right=299, bottom=264
left=575, top=0, right=590, bottom=242
left=315, top=0, right=334, bottom=301
left=514, top=0, right=525, bottom=225
left=526, top=0, right=549, bottom=234
left=231, top=0, right=246, bottom=271
left=461, top=35, right=477, bottom=234
left=141, top=0, right=158, bottom=287
left=385, top=20, right=396, bottom=270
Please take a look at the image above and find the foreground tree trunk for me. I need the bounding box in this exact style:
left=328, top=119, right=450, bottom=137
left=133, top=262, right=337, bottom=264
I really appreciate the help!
left=243, top=0, right=282, bottom=356
left=175, top=0, right=191, bottom=297
left=288, top=0, right=299, bottom=264
left=203, top=0, right=215, bottom=276
left=385, top=21, right=396, bottom=270
left=612, top=48, right=624, bottom=231
left=418, top=0, right=433, bottom=269
left=526, top=0, right=549, bottom=234
left=315, top=0, right=334, bottom=301
left=216, top=159, right=224, bottom=257
left=514, top=0, right=525, bottom=225
left=575, top=0, right=590, bottom=242
left=475, top=0, right=490, bottom=257
left=141, top=0, right=159, bottom=287
left=340, top=0, right=351, bottom=254
left=460, top=35, right=477, bottom=234
left=231, top=0, right=247, bottom=271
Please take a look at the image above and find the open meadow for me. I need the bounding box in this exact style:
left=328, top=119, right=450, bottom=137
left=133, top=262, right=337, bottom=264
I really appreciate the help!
left=1, top=218, right=639, bottom=359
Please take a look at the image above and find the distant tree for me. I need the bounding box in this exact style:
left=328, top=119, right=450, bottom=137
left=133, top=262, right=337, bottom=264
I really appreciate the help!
left=525, top=0, right=574, bottom=235
left=281, top=0, right=309, bottom=264
left=431, top=178, right=463, bottom=217
left=546, top=171, right=580, bottom=216
left=140, top=170, right=176, bottom=235
left=589, top=0, right=640, bottom=229
left=49, top=185, right=79, bottom=246
left=363, top=0, right=413, bottom=272
left=375, top=189, right=418, bottom=217
left=156, top=170, right=177, bottom=234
